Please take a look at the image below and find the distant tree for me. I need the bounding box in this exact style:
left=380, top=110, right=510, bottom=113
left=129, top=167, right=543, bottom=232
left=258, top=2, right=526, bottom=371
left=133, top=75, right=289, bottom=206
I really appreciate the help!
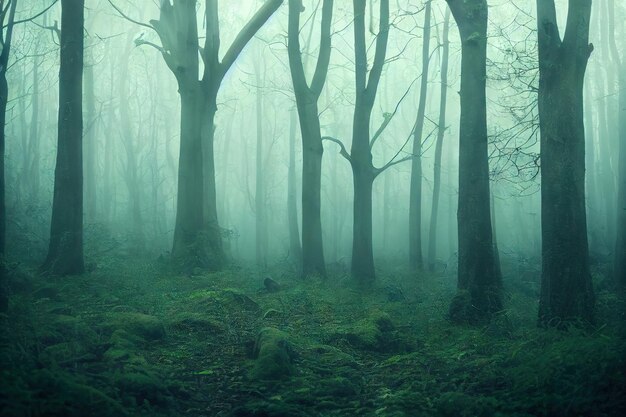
left=0, top=0, right=18, bottom=311
left=114, top=0, right=283, bottom=270
left=536, top=0, right=595, bottom=325
left=42, top=0, right=85, bottom=275
left=287, top=0, right=333, bottom=277
left=427, top=7, right=450, bottom=272
left=445, top=0, right=502, bottom=323
left=408, top=0, right=432, bottom=271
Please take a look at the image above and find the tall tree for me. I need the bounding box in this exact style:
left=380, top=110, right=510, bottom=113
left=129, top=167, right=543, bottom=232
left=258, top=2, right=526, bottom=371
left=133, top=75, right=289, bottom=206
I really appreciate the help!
left=287, top=0, right=333, bottom=277
left=536, top=0, right=595, bottom=325
left=287, top=108, right=302, bottom=266
left=133, top=0, right=282, bottom=270
left=348, top=0, right=389, bottom=283
left=0, top=0, right=18, bottom=311
left=408, top=0, right=432, bottom=271
left=427, top=7, right=450, bottom=271
left=446, top=0, right=502, bottom=323
left=610, top=0, right=625, bottom=289
left=42, top=0, right=85, bottom=275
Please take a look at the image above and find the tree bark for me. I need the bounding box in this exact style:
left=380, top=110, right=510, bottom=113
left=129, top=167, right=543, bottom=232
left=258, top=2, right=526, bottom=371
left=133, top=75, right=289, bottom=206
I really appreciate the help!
left=537, top=0, right=595, bottom=326
left=287, top=108, right=302, bottom=267
left=149, top=0, right=281, bottom=271
left=446, top=0, right=502, bottom=323
left=408, top=0, right=432, bottom=271
left=287, top=0, right=332, bottom=277
left=42, top=0, right=85, bottom=276
left=427, top=8, right=450, bottom=272
left=348, top=0, right=389, bottom=284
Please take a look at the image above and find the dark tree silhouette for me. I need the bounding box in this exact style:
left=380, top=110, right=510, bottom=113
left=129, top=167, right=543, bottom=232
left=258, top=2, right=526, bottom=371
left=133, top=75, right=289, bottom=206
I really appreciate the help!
left=446, top=0, right=502, bottom=323
left=42, top=0, right=86, bottom=276
left=536, top=0, right=595, bottom=326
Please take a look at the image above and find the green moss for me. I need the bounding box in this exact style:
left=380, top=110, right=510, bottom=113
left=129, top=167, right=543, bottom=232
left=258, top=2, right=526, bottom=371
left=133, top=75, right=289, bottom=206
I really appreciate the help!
left=168, top=312, right=226, bottom=333
left=114, top=371, right=170, bottom=406
left=105, top=312, right=165, bottom=341
left=250, top=327, right=294, bottom=381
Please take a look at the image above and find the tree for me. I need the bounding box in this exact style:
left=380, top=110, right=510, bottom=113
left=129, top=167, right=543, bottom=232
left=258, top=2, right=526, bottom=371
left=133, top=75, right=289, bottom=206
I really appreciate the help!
left=536, top=0, right=595, bottom=325
left=124, top=0, right=283, bottom=270
left=287, top=108, right=302, bottom=266
left=427, top=7, right=450, bottom=272
left=446, top=0, right=502, bottom=323
left=408, top=0, right=432, bottom=271
left=42, top=0, right=85, bottom=275
left=0, top=0, right=17, bottom=311
left=348, top=0, right=389, bottom=283
left=287, top=0, right=333, bottom=277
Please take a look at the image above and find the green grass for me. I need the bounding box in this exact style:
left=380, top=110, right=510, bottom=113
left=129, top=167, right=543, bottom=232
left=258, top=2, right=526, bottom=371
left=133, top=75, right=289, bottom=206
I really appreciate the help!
left=1, top=258, right=624, bottom=416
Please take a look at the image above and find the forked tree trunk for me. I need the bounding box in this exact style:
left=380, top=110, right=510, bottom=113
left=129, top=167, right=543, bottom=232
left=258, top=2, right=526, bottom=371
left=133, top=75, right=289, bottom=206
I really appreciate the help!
left=446, top=0, right=502, bottom=323
left=537, top=0, right=595, bottom=326
left=287, top=0, right=332, bottom=277
left=42, top=0, right=85, bottom=276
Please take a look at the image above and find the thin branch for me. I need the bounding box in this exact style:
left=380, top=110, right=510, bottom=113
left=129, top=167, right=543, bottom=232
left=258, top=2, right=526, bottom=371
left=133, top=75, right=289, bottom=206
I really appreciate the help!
left=369, top=76, right=417, bottom=148
left=374, top=155, right=412, bottom=176
left=107, top=0, right=154, bottom=31
left=322, top=136, right=351, bottom=162
left=9, top=0, right=58, bottom=26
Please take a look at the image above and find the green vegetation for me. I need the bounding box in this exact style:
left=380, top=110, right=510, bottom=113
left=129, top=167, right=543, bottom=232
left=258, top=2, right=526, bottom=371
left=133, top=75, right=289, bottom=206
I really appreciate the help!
left=1, top=259, right=624, bottom=416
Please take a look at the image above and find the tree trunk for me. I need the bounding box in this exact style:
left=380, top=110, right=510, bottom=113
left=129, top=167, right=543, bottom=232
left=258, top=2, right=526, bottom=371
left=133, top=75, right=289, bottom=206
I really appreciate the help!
left=287, top=0, right=332, bottom=277
left=28, top=52, right=41, bottom=203
left=42, top=0, right=85, bottom=276
left=614, top=24, right=626, bottom=290
left=408, top=0, right=432, bottom=271
left=83, top=56, right=97, bottom=222
left=351, top=145, right=375, bottom=283
left=427, top=7, right=450, bottom=272
left=537, top=0, right=595, bottom=326
left=287, top=108, right=302, bottom=267
left=446, top=0, right=502, bottom=323
left=255, top=65, right=267, bottom=269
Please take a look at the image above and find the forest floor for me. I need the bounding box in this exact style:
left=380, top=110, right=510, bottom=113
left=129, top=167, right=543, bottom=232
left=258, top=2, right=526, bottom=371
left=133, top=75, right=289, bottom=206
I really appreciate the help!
left=1, top=256, right=625, bottom=417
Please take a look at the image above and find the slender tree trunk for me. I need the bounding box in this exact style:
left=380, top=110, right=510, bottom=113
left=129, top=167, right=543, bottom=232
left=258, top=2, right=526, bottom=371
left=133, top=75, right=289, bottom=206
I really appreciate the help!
left=29, top=52, right=41, bottom=202
left=255, top=64, right=267, bottom=268
left=614, top=11, right=626, bottom=289
left=446, top=0, right=502, bottom=322
left=83, top=57, right=97, bottom=222
left=287, top=0, right=332, bottom=277
left=537, top=0, right=595, bottom=326
left=287, top=108, right=302, bottom=266
left=42, top=0, right=85, bottom=275
left=408, top=0, right=432, bottom=271
left=427, top=8, right=450, bottom=271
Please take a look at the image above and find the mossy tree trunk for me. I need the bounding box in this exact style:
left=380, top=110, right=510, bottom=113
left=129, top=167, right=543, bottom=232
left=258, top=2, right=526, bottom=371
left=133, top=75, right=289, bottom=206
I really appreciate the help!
left=446, top=0, right=502, bottom=322
left=536, top=0, right=595, bottom=326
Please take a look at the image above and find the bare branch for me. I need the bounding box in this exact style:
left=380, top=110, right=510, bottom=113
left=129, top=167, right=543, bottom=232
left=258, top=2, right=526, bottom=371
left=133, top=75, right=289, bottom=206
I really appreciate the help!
left=322, top=136, right=351, bottom=162
left=107, top=0, right=154, bottom=32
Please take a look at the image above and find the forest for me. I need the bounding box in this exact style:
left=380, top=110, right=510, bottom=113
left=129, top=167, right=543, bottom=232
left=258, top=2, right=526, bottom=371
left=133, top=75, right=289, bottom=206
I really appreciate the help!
left=0, top=0, right=625, bottom=416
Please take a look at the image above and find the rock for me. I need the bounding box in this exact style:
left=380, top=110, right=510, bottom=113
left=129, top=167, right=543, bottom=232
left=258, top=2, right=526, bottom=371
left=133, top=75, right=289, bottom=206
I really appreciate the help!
left=250, top=327, right=294, bottom=380
left=169, top=312, right=226, bottom=333
left=106, top=312, right=166, bottom=341
left=224, top=289, right=260, bottom=312
left=339, top=311, right=400, bottom=353
left=264, top=277, right=281, bottom=293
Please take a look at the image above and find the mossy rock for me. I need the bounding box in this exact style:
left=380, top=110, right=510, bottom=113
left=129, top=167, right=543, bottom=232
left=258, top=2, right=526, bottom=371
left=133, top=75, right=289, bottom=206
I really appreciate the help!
left=105, top=312, right=165, bottom=341
left=316, top=376, right=359, bottom=397
left=16, top=369, right=127, bottom=417
left=340, top=311, right=398, bottom=352
left=223, top=289, right=261, bottom=312
left=250, top=327, right=295, bottom=381
left=169, top=312, right=226, bottom=333
left=435, top=392, right=497, bottom=417
left=114, top=370, right=170, bottom=406
left=103, top=329, right=147, bottom=366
